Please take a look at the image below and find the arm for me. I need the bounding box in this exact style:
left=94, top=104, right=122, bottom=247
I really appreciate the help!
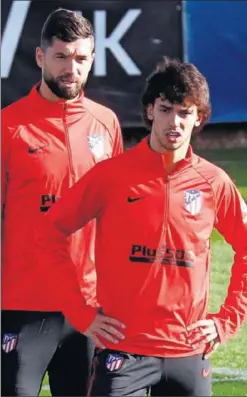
left=209, top=174, right=247, bottom=343
left=112, top=114, right=124, bottom=156
left=35, top=163, right=125, bottom=345
left=35, top=165, right=103, bottom=332
left=1, top=119, right=11, bottom=221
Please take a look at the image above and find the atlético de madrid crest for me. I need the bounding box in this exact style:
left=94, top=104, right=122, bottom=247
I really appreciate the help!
left=88, top=135, right=104, bottom=159
left=105, top=353, right=124, bottom=372
left=184, top=189, right=202, bottom=215
left=2, top=333, right=18, bottom=353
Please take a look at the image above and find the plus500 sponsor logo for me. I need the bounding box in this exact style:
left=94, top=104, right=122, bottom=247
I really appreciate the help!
left=129, top=244, right=195, bottom=268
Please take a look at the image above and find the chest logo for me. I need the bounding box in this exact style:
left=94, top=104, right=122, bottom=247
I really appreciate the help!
left=88, top=135, right=104, bottom=159
left=184, top=189, right=202, bottom=215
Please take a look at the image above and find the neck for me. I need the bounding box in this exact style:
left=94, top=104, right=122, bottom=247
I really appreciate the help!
left=38, top=80, right=79, bottom=103
left=149, top=134, right=189, bottom=172
left=39, top=80, right=61, bottom=102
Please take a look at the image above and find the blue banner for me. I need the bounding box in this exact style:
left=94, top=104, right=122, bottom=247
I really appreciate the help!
left=182, top=0, right=247, bottom=123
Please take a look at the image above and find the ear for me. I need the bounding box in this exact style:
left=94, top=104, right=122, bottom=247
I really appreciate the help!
left=90, top=52, right=95, bottom=68
left=194, top=112, right=203, bottom=127
left=146, top=104, right=154, bottom=121
left=36, top=47, right=44, bottom=69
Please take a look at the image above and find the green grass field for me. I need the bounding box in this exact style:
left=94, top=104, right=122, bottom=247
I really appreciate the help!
left=40, top=148, right=247, bottom=396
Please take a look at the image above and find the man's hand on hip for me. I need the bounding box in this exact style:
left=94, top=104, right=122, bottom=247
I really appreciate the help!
left=84, top=313, right=126, bottom=349
left=187, top=319, right=220, bottom=359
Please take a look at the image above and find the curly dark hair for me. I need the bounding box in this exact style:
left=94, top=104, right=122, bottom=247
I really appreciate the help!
left=141, top=56, right=211, bottom=131
left=41, top=8, right=94, bottom=51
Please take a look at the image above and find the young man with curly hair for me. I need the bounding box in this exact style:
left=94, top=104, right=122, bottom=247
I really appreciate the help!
left=35, top=57, right=247, bottom=396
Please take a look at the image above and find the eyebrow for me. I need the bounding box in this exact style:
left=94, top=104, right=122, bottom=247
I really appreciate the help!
left=55, top=52, right=88, bottom=58
left=159, top=104, right=172, bottom=108
left=159, top=103, right=193, bottom=111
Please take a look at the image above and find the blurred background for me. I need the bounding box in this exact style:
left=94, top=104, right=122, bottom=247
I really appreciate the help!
left=2, top=0, right=247, bottom=147
left=1, top=1, right=247, bottom=395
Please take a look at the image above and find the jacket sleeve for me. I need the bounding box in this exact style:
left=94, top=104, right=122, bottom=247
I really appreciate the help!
left=1, top=116, right=11, bottom=221
left=112, top=114, right=124, bottom=156
left=209, top=172, right=247, bottom=343
left=34, top=164, right=105, bottom=333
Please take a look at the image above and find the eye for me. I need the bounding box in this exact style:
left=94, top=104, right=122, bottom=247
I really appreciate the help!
left=56, top=54, right=66, bottom=59
left=77, top=57, right=87, bottom=63
left=179, top=109, right=192, bottom=116
left=160, top=107, right=171, bottom=113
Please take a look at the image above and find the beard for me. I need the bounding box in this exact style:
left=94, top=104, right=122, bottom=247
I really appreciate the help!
left=43, top=70, right=84, bottom=100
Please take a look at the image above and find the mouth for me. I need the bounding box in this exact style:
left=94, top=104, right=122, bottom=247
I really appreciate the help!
left=166, top=130, right=181, bottom=137
left=61, top=81, right=76, bottom=85
left=166, top=130, right=181, bottom=142
left=60, top=78, right=77, bottom=86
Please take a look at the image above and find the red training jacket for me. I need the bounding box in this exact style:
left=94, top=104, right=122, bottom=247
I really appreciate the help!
left=35, top=136, right=247, bottom=357
left=1, top=83, right=123, bottom=310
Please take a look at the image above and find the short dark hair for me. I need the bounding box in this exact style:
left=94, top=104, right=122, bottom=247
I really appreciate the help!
left=141, top=56, right=211, bottom=131
left=41, top=8, right=94, bottom=50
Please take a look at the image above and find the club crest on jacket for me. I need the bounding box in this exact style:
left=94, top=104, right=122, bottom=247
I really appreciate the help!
left=88, top=135, right=104, bottom=159
left=184, top=189, right=202, bottom=215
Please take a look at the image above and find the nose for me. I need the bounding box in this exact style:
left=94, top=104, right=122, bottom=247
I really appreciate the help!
left=65, top=59, right=79, bottom=76
left=169, top=111, right=181, bottom=128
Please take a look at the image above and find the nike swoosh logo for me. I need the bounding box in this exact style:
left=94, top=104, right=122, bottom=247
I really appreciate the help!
left=127, top=197, right=143, bottom=203
left=28, top=145, right=48, bottom=154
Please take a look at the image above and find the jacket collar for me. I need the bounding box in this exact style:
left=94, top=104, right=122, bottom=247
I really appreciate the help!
left=28, top=82, right=85, bottom=118
left=137, top=135, right=195, bottom=176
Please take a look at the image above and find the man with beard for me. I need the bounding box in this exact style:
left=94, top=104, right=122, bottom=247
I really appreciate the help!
left=1, top=8, right=124, bottom=397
